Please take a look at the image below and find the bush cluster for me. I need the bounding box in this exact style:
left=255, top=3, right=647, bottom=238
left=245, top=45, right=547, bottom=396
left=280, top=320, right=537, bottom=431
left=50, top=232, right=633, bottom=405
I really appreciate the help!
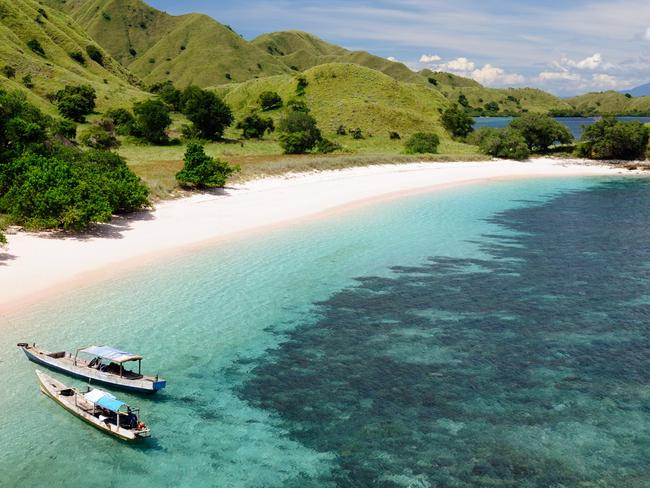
left=54, top=85, right=97, bottom=122
left=176, top=143, right=239, bottom=189
left=577, top=117, right=649, bottom=160
left=404, top=132, right=440, bottom=154
left=0, top=89, right=148, bottom=237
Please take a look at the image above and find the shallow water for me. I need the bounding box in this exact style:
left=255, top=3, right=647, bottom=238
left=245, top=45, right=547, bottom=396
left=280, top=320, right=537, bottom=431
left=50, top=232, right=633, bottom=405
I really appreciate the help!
left=2, top=176, right=650, bottom=487
left=474, top=116, right=650, bottom=139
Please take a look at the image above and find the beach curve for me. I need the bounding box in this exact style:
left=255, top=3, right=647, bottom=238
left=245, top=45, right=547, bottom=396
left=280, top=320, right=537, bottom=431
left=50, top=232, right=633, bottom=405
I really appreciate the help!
left=0, top=158, right=635, bottom=315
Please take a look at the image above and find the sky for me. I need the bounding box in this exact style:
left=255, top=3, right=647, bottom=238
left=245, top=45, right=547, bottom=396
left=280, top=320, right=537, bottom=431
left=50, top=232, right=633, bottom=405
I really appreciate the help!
left=147, top=0, right=650, bottom=96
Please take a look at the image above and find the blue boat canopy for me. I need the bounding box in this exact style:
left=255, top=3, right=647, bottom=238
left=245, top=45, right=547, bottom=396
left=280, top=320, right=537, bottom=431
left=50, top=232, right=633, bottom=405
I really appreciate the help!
left=79, top=346, right=143, bottom=363
left=84, top=389, right=128, bottom=413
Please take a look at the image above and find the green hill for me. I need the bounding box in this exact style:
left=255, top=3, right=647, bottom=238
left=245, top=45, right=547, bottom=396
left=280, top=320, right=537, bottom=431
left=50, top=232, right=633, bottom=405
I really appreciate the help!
left=219, top=63, right=450, bottom=138
left=566, top=91, right=650, bottom=115
left=252, top=30, right=426, bottom=85
left=0, top=0, right=145, bottom=111
left=41, top=0, right=292, bottom=87
left=419, top=69, right=572, bottom=115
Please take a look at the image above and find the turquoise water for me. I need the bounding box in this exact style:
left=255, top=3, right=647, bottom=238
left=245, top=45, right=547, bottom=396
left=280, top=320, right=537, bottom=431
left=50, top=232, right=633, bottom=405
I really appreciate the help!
left=2, top=176, right=650, bottom=486
left=474, top=116, right=650, bottom=139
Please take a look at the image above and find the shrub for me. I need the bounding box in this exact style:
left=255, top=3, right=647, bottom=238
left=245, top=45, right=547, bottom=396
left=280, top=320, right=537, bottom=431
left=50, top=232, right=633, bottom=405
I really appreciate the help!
left=237, top=113, right=274, bottom=139
left=86, top=45, right=104, bottom=66
left=509, top=113, right=573, bottom=152
left=79, top=123, right=120, bottom=150
left=0, top=89, right=50, bottom=163
left=441, top=104, right=474, bottom=138
left=389, top=131, right=401, bottom=140
left=350, top=128, right=364, bottom=140
left=478, top=128, right=530, bottom=160
left=295, top=75, right=308, bottom=96
left=105, top=108, right=135, bottom=135
left=427, top=77, right=438, bottom=86
left=21, top=75, right=33, bottom=88
left=484, top=101, right=500, bottom=113
left=176, top=143, right=238, bottom=189
left=336, top=125, right=347, bottom=136
left=133, top=99, right=171, bottom=144
left=152, top=81, right=182, bottom=111
left=457, top=94, right=469, bottom=108
left=181, top=86, right=233, bottom=140
left=52, top=118, right=77, bottom=141
left=259, top=91, right=283, bottom=111
left=0, top=151, right=148, bottom=230
left=27, top=39, right=45, bottom=56
left=69, top=51, right=85, bottom=64
left=286, top=99, right=309, bottom=113
left=315, top=138, right=341, bottom=154
left=54, top=85, right=97, bottom=122
left=404, top=132, right=440, bottom=154
left=1, top=65, right=16, bottom=78
left=578, top=117, right=649, bottom=160
left=277, top=111, right=321, bottom=154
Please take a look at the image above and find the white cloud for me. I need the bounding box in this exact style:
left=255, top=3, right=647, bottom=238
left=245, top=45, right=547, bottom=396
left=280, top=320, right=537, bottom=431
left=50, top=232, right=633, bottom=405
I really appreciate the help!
left=471, top=64, right=525, bottom=85
left=437, top=57, right=475, bottom=71
left=538, top=71, right=582, bottom=82
left=562, top=53, right=603, bottom=70
left=645, top=28, right=650, bottom=41
left=387, top=56, right=398, bottom=62
left=419, top=54, right=441, bottom=63
left=591, top=73, right=625, bottom=88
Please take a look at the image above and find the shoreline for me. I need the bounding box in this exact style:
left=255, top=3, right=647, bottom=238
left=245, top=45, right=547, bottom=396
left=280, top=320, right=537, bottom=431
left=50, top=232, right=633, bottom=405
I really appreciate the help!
left=0, top=158, right=638, bottom=316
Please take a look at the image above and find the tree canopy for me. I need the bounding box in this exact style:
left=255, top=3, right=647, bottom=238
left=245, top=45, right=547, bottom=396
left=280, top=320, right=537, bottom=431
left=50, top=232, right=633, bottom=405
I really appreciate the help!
left=578, top=117, right=649, bottom=160
left=509, top=114, right=573, bottom=152
left=133, top=99, right=171, bottom=144
left=441, top=104, right=475, bottom=139
left=277, top=111, right=322, bottom=154
left=181, top=87, right=233, bottom=140
left=176, top=143, right=238, bottom=188
left=54, top=85, right=97, bottom=122
left=404, top=132, right=440, bottom=154
left=237, top=113, right=275, bottom=139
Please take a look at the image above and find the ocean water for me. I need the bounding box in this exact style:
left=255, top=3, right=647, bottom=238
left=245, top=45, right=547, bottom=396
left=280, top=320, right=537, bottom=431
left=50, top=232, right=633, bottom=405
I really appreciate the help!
left=2, top=176, right=650, bottom=487
left=474, top=116, right=650, bottom=139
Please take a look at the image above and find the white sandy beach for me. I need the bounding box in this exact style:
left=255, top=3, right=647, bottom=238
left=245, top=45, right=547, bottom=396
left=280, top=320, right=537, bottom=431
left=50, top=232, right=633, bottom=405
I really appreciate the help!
left=0, top=158, right=635, bottom=314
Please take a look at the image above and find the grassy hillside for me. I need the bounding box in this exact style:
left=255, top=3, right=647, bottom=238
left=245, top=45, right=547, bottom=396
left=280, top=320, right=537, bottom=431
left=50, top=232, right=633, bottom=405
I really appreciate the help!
left=0, top=0, right=145, bottom=112
left=252, top=30, right=426, bottom=85
left=42, top=0, right=291, bottom=87
left=419, top=69, right=573, bottom=115
left=219, top=63, right=450, bottom=138
left=566, top=91, right=650, bottom=115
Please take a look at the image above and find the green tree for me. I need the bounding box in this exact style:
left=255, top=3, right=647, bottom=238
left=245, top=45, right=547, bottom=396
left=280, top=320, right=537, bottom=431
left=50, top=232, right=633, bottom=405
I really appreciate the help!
left=176, top=143, right=238, bottom=188
left=259, top=91, right=283, bottom=111
left=181, top=86, right=233, bottom=140
left=237, top=113, right=275, bottom=139
left=150, top=81, right=182, bottom=111
left=105, top=108, right=135, bottom=135
left=277, top=111, right=321, bottom=154
left=295, top=75, right=308, bottom=96
left=509, top=113, right=573, bottom=152
left=457, top=94, right=470, bottom=108
left=0, top=89, right=49, bottom=163
left=441, top=104, right=475, bottom=138
left=404, top=132, right=440, bottom=154
left=578, top=117, right=649, bottom=160
left=54, top=85, right=97, bottom=122
left=79, top=122, right=120, bottom=150
left=133, top=99, right=171, bottom=144
left=478, top=128, right=530, bottom=160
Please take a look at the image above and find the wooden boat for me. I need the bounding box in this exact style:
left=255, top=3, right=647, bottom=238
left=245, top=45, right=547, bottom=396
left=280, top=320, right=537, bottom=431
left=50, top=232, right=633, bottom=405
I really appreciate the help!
left=18, top=343, right=166, bottom=394
left=36, top=370, right=151, bottom=441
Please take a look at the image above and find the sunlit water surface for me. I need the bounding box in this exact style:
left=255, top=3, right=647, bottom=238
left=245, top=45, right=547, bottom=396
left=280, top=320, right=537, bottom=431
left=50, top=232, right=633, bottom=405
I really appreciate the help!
left=2, top=176, right=650, bottom=487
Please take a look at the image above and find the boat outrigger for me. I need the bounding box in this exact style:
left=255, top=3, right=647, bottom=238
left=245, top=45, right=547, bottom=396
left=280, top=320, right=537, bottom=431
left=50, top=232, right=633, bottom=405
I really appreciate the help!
left=18, top=343, right=166, bottom=394
left=36, top=370, right=151, bottom=441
